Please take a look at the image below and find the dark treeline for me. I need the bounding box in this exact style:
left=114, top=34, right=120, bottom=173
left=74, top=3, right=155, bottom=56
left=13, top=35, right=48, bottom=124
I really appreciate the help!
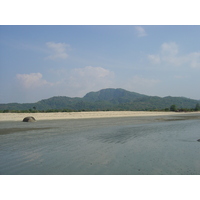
left=0, top=108, right=76, bottom=113
left=1, top=103, right=200, bottom=113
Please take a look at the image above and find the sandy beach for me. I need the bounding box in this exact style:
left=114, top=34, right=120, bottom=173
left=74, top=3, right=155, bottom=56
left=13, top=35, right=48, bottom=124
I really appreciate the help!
left=1, top=111, right=200, bottom=122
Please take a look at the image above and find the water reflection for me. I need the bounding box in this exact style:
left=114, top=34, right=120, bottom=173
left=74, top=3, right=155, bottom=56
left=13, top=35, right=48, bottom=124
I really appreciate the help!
left=0, top=118, right=200, bottom=175
left=88, top=125, right=151, bottom=144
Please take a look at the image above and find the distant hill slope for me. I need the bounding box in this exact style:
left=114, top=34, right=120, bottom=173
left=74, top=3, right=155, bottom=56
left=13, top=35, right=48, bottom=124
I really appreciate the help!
left=83, top=88, right=147, bottom=103
left=0, top=88, right=199, bottom=111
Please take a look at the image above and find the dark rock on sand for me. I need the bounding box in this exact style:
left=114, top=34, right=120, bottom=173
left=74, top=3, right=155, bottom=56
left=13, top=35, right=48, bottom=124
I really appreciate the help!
left=23, top=116, right=36, bottom=122
left=197, top=139, right=200, bottom=142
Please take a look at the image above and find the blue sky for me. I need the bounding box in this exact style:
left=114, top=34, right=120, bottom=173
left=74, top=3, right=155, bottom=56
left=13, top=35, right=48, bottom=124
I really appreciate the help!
left=0, top=25, right=200, bottom=103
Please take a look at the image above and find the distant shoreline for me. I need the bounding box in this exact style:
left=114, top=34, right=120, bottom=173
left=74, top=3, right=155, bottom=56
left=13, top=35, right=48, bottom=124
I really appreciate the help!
left=1, top=111, right=200, bottom=122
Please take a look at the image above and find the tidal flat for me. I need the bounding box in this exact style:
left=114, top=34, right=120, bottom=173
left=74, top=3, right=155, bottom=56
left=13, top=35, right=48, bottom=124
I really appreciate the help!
left=0, top=113, right=200, bottom=175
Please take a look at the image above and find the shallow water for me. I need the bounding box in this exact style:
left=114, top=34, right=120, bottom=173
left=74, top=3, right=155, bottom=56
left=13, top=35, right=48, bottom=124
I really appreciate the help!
left=0, top=114, right=200, bottom=175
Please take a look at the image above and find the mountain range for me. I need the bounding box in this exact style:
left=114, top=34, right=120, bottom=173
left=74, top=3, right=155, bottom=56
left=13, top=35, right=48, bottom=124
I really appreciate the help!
left=0, top=88, right=199, bottom=111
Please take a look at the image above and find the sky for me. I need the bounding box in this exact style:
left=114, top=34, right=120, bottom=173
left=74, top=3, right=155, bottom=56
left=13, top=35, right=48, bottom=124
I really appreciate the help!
left=0, top=25, right=200, bottom=103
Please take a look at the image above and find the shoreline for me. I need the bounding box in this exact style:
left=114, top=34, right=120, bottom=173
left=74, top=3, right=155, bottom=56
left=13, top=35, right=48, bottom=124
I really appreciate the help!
left=1, top=111, right=200, bottom=122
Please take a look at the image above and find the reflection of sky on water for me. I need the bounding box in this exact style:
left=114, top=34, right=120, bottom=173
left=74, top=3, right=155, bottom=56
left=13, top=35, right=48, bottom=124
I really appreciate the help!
left=0, top=117, right=200, bottom=175
left=21, top=152, right=43, bottom=164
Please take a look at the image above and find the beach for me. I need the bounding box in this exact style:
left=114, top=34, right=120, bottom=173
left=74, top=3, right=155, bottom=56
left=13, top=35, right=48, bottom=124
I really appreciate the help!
left=1, top=112, right=200, bottom=175
left=0, top=111, right=200, bottom=121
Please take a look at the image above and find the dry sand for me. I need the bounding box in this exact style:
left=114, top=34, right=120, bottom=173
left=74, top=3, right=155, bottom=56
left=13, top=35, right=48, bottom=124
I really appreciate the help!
left=1, top=111, right=200, bottom=122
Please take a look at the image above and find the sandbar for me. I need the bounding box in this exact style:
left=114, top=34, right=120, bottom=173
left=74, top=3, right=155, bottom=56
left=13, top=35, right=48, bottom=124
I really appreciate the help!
left=0, top=111, right=200, bottom=122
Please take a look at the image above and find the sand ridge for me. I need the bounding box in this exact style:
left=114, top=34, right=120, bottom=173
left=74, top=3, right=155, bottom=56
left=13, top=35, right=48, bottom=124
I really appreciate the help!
left=1, top=111, right=200, bottom=122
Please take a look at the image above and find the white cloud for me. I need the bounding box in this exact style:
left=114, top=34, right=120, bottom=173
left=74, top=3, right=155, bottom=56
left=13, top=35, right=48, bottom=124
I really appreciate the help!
left=123, top=75, right=160, bottom=96
left=160, top=42, right=183, bottom=66
left=72, top=66, right=112, bottom=78
left=161, top=42, right=178, bottom=56
left=187, top=52, right=200, bottom=68
left=148, top=42, right=200, bottom=68
left=68, top=66, right=115, bottom=96
left=148, top=54, right=160, bottom=64
left=45, top=42, right=70, bottom=60
left=16, top=73, right=52, bottom=89
left=135, top=26, right=147, bottom=37
left=46, top=66, right=115, bottom=97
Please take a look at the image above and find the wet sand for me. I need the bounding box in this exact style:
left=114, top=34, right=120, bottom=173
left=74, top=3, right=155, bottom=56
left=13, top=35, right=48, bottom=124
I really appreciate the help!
left=1, top=114, right=200, bottom=175
left=0, top=111, right=200, bottom=122
left=1, top=112, right=200, bottom=136
left=0, top=127, right=52, bottom=135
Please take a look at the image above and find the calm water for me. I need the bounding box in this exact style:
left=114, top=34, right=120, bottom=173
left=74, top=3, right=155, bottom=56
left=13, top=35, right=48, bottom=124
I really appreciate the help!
left=0, top=114, right=200, bottom=175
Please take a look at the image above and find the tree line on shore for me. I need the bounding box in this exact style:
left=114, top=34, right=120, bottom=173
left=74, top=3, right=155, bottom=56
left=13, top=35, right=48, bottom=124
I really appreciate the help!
left=1, top=103, right=200, bottom=113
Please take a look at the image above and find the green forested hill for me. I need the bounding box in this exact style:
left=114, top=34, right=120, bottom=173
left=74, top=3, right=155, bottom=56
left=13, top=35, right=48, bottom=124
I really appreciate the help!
left=83, top=88, right=147, bottom=102
left=0, top=88, right=199, bottom=112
